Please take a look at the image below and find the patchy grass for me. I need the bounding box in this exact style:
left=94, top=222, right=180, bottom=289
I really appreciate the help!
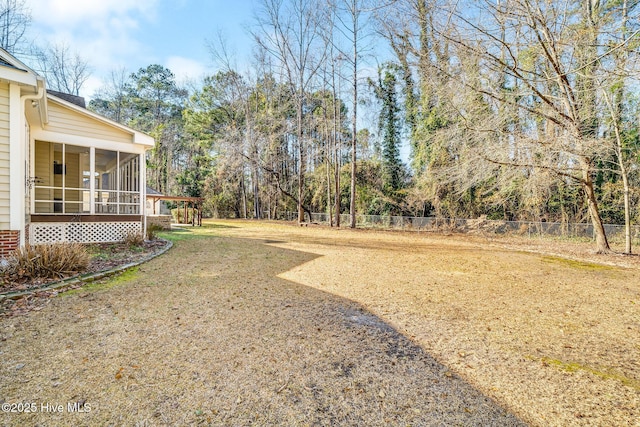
left=541, top=255, right=616, bottom=270
left=540, top=357, right=640, bottom=391
left=62, top=267, right=140, bottom=297
left=1, top=240, right=169, bottom=318
left=158, top=228, right=207, bottom=242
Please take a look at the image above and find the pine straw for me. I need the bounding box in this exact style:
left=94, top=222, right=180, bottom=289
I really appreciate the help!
left=0, top=240, right=168, bottom=297
left=0, top=220, right=638, bottom=426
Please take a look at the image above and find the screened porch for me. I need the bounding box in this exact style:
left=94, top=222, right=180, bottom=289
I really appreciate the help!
left=33, top=141, right=143, bottom=215
left=29, top=140, right=146, bottom=245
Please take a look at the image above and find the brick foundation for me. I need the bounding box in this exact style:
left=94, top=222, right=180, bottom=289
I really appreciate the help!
left=0, top=230, right=20, bottom=257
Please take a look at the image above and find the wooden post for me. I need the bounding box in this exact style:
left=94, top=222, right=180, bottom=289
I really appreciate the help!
left=183, top=201, right=187, bottom=224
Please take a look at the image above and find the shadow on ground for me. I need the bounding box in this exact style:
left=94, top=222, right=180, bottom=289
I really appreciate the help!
left=0, top=233, right=526, bottom=426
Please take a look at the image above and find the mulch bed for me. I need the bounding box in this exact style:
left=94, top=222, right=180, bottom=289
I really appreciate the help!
left=0, top=240, right=169, bottom=317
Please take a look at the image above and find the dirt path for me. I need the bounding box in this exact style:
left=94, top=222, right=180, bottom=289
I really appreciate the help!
left=0, top=223, right=524, bottom=426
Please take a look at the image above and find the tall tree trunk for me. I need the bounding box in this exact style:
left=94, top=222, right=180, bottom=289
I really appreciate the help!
left=333, top=59, right=341, bottom=227
left=349, top=3, right=358, bottom=229
left=621, top=172, right=632, bottom=254
left=241, top=172, right=248, bottom=219
left=323, top=99, right=333, bottom=226
left=603, top=87, right=633, bottom=254
left=297, top=98, right=305, bottom=223
left=613, top=0, right=632, bottom=254
left=335, top=130, right=341, bottom=227
left=580, top=161, right=610, bottom=253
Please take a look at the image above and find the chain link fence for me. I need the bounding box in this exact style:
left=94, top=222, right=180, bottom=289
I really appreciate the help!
left=300, top=212, right=639, bottom=242
left=212, top=210, right=639, bottom=242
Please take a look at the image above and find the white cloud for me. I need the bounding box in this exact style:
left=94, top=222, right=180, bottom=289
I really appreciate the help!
left=29, top=0, right=158, bottom=28
left=165, top=56, right=207, bottom=84
left=25, top=0, right=163, bottom=103
left=28, top=0, right=159, bottom=75
left=79, top=75, right=104, bottom=101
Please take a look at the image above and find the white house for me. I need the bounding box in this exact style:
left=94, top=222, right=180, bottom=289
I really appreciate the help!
left=0, top=48, right=154, bottom=257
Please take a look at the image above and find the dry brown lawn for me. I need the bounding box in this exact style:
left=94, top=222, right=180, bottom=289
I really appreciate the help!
left=1, top=219, right=639, bottom=426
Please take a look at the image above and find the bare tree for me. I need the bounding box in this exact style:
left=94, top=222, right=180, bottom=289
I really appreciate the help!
left=253, top=0, right=326, bottom=223
left=34, top=42, right=91, bottom=96
left=328, top=0, right=382, bottom=228
left=208, top=31, right=264, bottom=218
left=432, top=0, right=630, bottom=253
left=319, top=4, right=347, bottom=226
left=89, top=68, right=132, bottom=123
left=0, top=0, right=30, bottom=54
left=598, top=0, right=640, bottom=254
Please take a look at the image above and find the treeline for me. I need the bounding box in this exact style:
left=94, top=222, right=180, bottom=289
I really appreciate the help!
left=52, top=1, right=640, bottom=253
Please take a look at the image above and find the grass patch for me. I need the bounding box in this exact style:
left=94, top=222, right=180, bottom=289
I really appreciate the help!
left=199, top=222, right=238, bottom=229
left=158, top=225, right=225, bottom=242
left=63, top=267, right=140, bottom=296
left=541, top=255, right=613, bottom=270
left=540, top=357, right=640, bottom=390
left=158, top=229, right=203, bottom=242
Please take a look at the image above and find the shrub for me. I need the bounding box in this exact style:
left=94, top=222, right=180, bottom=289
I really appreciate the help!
left=122, top=230, right=145, bottom=247
left=7, top=243, right=90, bottom=279
left=146, top=223, right=163, bottom=241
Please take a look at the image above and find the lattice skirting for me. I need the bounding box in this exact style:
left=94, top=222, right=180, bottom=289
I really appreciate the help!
left=29, top=222, right=142, bottom=245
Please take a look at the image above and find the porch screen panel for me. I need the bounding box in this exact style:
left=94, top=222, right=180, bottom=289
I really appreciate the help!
left=119, top=152, right=140, bottom=214
left=80, top=150, right=92, bottom=212
left=64, top=145, right=88, bottom=213
left=53, top=143, right=63, bottom=212
left=95, top=148, right=118, bottom=214
left=34, top=142, right=86, bottom=214
left=34, top=141, right=52, bottom=213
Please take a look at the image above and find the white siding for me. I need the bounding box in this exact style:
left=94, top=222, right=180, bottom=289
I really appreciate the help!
left=45, top=101, right=133, bottom=144
left=0, top=82, right=10, bottom=229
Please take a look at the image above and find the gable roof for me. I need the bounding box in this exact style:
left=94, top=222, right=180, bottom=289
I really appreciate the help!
left=146, top=186, right=163, bottom=196
left=47, top=90, right=86, bottom=108
left=0, top=56, right=21, bottom=70
left=0, top=47, right=33, bottom=73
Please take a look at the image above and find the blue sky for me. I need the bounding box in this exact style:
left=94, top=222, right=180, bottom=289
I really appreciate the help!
left=24, top=0, right=405, bottom=159
left=27, top=0, right=258, bottom=98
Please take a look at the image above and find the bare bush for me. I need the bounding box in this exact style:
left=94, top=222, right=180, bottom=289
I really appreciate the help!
left=146, top=224, right=163, bottom=241
left=122, top=231, right=145, bottom=247
left=6, top=243, right=89, bottom=279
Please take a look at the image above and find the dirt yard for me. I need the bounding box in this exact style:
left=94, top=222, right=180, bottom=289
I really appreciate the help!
left=1, top=220, right=638, bottom=426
